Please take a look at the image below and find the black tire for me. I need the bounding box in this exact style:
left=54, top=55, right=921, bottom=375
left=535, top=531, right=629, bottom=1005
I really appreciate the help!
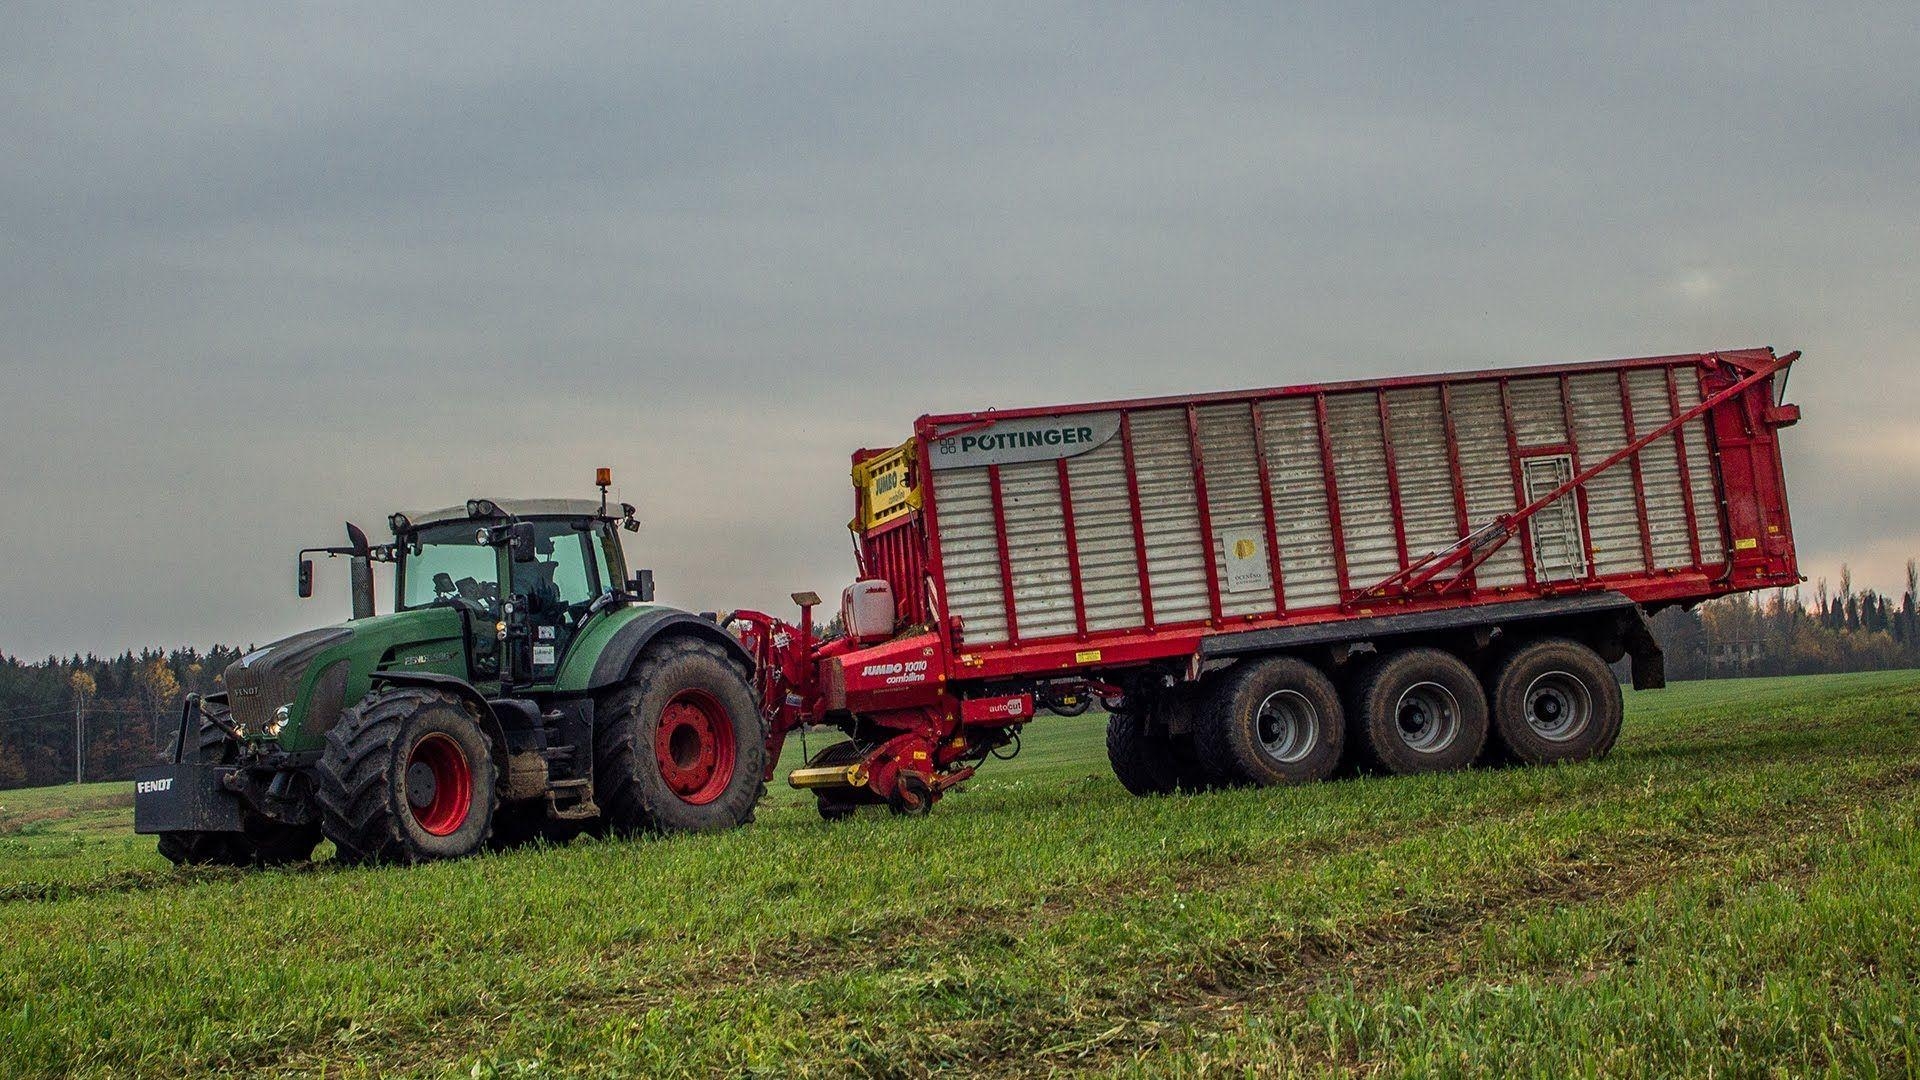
left=1196, top=656, right=1345, bottom=786
left=1352, top=648, right=1489, bottom=775
left=1105, top=709, right=1181, bottom=796
left=157, top=714, right=320, bottom=867
left=594, top=636, right=767, bottom=836
left=315, top=688, right=499, bottom=865
left=1488, top=638, right=1623, bottom=765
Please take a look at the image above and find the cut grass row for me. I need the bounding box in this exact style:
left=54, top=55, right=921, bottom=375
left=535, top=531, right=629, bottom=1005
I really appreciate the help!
left=0, top=671, right=1915, bottom=1076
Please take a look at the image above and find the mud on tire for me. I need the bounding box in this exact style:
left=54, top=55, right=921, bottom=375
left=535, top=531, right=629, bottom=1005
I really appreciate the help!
left=1196, top=656, right=1345, bottom=787
left=1351, top=647, right=1489, bottom=775
left=315, top=687, right=499, bottom=865
left=1487, top=637, right=1623, bottom=766
left=594, top=636, right=767, bottom=835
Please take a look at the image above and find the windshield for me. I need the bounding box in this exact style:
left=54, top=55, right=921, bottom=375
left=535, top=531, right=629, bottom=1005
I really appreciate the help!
left=399, top=523, right=501, bottom=614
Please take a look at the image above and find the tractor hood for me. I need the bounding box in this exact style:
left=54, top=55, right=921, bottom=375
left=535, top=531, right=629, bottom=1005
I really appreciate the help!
left=224, top=626, right=355, bottom=737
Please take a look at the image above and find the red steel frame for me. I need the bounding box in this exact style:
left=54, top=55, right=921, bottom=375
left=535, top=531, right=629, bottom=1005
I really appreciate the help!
left=874, top=348, right=1799, bottom=686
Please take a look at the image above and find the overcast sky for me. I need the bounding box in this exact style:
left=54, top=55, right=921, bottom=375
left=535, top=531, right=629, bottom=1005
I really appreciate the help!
left=2, top=3, right=1915, bottom=658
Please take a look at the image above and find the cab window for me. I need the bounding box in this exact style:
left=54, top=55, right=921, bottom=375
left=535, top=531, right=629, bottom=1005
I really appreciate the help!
left=509, top=521, right=602, bottom=616
left=400, top=524, right=500, bottom=614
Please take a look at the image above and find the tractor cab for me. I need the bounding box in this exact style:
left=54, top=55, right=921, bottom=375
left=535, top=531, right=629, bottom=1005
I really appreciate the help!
left=387, top=498, right=640, bottom=686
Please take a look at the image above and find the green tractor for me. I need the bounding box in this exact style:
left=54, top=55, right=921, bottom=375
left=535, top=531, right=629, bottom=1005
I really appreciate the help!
left=134, top=480, right=768, bottom=866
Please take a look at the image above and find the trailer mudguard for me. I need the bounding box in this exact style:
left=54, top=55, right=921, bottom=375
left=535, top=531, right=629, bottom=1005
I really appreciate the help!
left=556, top=605, right=755, bottom=694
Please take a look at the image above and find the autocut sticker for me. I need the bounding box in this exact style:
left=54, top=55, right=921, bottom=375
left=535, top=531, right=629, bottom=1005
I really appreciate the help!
left=930, top=412, right=1121, bottom=470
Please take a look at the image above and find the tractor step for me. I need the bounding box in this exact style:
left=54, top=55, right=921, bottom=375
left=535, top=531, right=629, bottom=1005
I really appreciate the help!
left=545, top=777, right=598, bottom=821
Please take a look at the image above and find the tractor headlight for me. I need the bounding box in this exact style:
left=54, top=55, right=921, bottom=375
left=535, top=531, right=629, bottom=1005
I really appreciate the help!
left=267, top=703, right=292, bottom=737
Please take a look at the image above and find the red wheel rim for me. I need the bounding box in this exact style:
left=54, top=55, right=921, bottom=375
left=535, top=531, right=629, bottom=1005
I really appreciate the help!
left=653, top=688, right=737, bottom=806
left=405, top=732, right=473, bottom=836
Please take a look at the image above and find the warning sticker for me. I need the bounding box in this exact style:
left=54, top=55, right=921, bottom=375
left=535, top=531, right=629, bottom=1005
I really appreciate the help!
left=533, top=645, right=556, bottom=667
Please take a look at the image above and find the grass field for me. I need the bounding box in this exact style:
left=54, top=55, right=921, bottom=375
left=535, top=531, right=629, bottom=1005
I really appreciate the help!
left=1, top=671, right=1917, bottom=1077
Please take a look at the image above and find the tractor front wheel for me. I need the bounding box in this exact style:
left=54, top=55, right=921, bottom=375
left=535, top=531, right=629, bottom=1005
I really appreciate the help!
left=594, top=636, right=767, bottom=836
left=315, top=688, right=499, bottom=865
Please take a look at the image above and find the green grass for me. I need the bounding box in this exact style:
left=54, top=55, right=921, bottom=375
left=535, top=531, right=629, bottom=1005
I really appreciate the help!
left=1, top=671, right=1918, bottom=1077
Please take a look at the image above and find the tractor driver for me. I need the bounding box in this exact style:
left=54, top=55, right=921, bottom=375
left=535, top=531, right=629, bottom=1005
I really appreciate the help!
left=510, top=533, right=565, bottom=617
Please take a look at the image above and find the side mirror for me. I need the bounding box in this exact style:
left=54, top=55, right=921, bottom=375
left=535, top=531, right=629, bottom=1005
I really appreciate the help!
left=628, top=569, right=655, bottom=602
left=508, top=522, right=537, bottom=563
left=297, top=559, right=314, bottom=599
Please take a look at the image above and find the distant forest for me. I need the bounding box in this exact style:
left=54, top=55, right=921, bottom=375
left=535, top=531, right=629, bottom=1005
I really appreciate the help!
left=2, top=562, right=1916, bottom=792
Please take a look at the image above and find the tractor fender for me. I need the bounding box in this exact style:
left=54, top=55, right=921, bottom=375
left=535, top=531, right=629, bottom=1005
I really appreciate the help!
left=580, top=608, right=755, bottom=693
left=367, top=671, right=511, bottom=770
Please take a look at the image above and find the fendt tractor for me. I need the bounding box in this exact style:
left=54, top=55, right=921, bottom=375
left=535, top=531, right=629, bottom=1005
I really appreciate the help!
left=138, top=347, right=1804, bottom=864
left=135, top=475, right=770, bottom=864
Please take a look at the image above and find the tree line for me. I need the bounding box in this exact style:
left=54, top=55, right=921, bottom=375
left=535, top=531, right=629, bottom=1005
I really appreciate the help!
left=0, top=646, right=240, bottom=791
left=1, top=561, right=1915, bottom=791
left=1648, top=561, right=1920, bottom=680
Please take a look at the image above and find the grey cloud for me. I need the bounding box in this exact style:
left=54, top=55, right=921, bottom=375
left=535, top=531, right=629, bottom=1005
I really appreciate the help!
left=1, top=2, right=1916, bottom=656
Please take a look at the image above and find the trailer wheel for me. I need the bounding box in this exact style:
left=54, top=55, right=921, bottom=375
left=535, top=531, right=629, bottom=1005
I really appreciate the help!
left=595, top=636, right=767, bottom=836
left=1105, top=710, right=1181, bottom=796
left=1197, top=657, right=1344, bottom=786
left=156, top=713, right=321, bottom=867
left=1352, top=648, right=1489, bottom=774
left=1488, top=638, right=1623, bottom=765
left=316, top=687, right=499, bottom=865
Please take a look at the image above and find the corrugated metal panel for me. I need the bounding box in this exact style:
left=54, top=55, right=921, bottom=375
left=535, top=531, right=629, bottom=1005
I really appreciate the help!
left=1128, top=409, right=1212, bottom=625
left=1327, top=392, right=1399, bottom=592
left=1507, top=377, right=1569, bottom=447
left=1567, top=372, right=1644, bottom=576
left=1065, top=433, right=1146, bottom=632
left=999, top=459, right=1078, bottom=641
left=1449, top=381, right=1527, bottom=587
left=931, top=466, right=1009, bottom=644
left=1259, top=398, right=1340, bottom=609
left=1383, top=387, right=1461, bottom=567
left=924, top=355, right=1754, bottom=651
left=1675, top=374, right=1726, bottom=563
left=1625, top=368, right=1694, bottom=570
left=1195, top=402, right=1274, bottom=618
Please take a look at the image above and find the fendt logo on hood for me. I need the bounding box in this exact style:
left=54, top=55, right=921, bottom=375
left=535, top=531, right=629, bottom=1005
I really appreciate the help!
left=135, top=777, right=173, bottom=795
left=931, top=412, right=1121, bottom=470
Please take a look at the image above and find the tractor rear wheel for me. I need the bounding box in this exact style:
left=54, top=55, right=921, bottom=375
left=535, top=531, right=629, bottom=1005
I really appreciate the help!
left=594, top=636, right=767, bottom=836
left=1196, top=656, right=1345, bottom=786
left=156, top=712, right=321, bottom=867
left=315, top=687, right=499, bottom=865
left=1351, top=648, right=1489, bottom=775
left=1487, top=638, right=1623, bottom=765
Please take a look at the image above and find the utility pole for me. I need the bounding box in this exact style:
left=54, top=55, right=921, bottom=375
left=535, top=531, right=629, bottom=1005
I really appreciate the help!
left=69, top=670, right=95, bottom=785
